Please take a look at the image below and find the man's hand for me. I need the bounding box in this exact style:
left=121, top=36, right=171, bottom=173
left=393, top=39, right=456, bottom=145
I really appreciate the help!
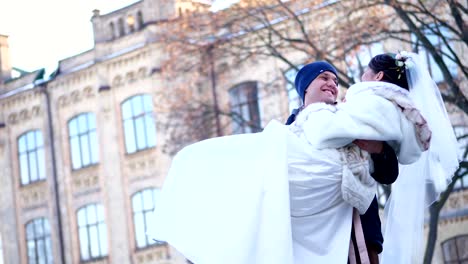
left=353, top=140, right=384, bottom=154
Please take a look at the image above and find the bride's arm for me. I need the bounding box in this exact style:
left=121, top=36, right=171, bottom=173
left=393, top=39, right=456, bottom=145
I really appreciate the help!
left=301, top=94, right=403, bottom=149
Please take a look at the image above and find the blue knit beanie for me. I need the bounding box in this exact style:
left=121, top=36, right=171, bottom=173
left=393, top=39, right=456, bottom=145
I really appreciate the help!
left=295, top=61, right=338, bottom=102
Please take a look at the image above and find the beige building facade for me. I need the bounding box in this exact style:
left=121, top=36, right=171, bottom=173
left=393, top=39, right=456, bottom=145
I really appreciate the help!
left=0, top=1, right=466, bottom=264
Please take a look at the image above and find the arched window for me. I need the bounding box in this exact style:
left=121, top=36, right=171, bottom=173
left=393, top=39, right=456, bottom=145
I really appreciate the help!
left=118, top=18, right=125, bottom=36
left=121, top=94, right=156, bottom=153
left=127, top=15, right=135, bottom=33
left=442, top=235, right=468, bottom=263
left=137, top=11, right=144, bottom=29
left=25, top=218, right=53, bottom=264
left=68, top=113, right=99, bottom=170
left=18, top=130, right=45, bottom=185
left=284, top=67, right=302, bottom=113
left=77, top=204, right=108, bottom=261
left=132, top=188, right=164, bottom=248
left=228, top=81, right=261, bottom=134
left=109, top=22, right=115, bottom=39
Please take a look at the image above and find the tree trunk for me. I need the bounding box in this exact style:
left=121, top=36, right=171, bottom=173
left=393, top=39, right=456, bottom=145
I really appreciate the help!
left=423, top=204, right=441, bottom=264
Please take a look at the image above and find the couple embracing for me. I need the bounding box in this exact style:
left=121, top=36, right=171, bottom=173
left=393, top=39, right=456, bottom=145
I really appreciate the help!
left=149, top=52, right=459, bottom=264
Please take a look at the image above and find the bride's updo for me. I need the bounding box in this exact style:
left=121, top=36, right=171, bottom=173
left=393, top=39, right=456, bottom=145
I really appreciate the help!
left=368, top=54, right=409, bottom=90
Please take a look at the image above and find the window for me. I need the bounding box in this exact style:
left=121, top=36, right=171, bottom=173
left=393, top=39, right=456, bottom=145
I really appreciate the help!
left=127, top=15, right=135, bottom=33
left=68, top=113, right=99, bottom=170
left=413, top=26, right=458, bottom=83
left=109, top=22, right=115, bottom=39
left=77, top=204, right=108, bottom=261
left=284, top=67, right=302, bottom=113
left=18, top=130, right=45, bottom=185
left=137, top=11, right=144, bottom=29
left=132, top=188, right=163, bottom=248
left=454, top=174, right=468, bottom=190
left=121, top=94, right=156, bottom=154
left=25, top=218, right=53, bottom=264
left=345, top=43, right=384, bottom=83
left=442, top=235, right=468, bottom=263
left=229, top=82, right=261, bottom=134
left=118, top=18, right=125, bottom=36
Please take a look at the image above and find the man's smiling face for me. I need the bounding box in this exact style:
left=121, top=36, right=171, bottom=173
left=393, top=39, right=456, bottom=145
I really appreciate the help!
left=304, top=71, right=338, bottom=106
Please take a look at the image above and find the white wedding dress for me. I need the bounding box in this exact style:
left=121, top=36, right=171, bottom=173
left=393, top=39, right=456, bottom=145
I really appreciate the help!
left=149, top=82, right=431, bottom=264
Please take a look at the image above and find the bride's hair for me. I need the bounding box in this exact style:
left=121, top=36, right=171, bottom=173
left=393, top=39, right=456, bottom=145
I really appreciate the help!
left=368, top=54, right=409, bottom=90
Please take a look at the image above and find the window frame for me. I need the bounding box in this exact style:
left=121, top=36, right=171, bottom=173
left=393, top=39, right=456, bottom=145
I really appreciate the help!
left=127, top=15, right=135, bottom=33
left=136, top=11, right=144, bottom=29
left=441, top=234, right=468, bottom=263
left=25, top=218, right=53, bottom=264
left=68, top=113, right=99, bottom=170
left=121, top=94, right=157, bottom=154
left=228, top=81, right=261, bottom=134
left=131, top=188, right=165, bottom=249
left=118, top=18, right=125, bottom=37
left=109, top=22, right=115, bottom=40
left=77, top=204, right=108, bottom=262
left=18, top=130, right=46, bottom=186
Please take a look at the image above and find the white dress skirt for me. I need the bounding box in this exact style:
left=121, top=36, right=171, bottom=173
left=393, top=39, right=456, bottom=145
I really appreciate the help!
left=150, top=121, right=354, bottom=264
left=149, top=82, right=429, bottom=264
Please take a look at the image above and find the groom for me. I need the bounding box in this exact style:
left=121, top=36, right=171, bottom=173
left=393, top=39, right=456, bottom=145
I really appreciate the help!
left=285, top=61, right=399, bottom=263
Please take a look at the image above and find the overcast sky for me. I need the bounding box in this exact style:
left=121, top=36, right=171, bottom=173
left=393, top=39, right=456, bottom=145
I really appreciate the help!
left=0, top=0, right=238, bottom=76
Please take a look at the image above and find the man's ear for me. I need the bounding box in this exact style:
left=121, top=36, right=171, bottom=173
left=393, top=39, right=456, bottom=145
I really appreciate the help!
left=375, top=71, right=384, bottom=81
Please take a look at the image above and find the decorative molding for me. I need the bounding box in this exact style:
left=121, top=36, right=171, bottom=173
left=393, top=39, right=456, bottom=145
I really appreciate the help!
left=71, top=167, right=100, bottom=193
left=443, top=190, right=468, bottom=211
left=439, top=190, right=468, bottom=224
left=129, top=174, right=156, bottom=184
left=7, top=105, right=42, bottom=125
left=72, top=173, right=99, bottom=191
left=72, top=187, right=101, bottom=199
left=112, top=75, right=123, bottom=87
left=134, top=246, right=170, bottom=264
left=137, top=67, right=148, bottom=78
left=126, top=71, right=136, bottom=83
left=77, top=258, right=108, bottom=264
left=19, top=182, right=48, bottom=208
left=1, top=90, right=42, bottom=109
left=111, top=68, right=149, bottom=88
left=49, top=70, right=94, bottom=90
left=22, top=203, right=48, bottom=212
left=448, top=195, right=461, bottom=209
left=125, top=150, right=158, bottom=180
left=57, top=86, right=96, bottom=108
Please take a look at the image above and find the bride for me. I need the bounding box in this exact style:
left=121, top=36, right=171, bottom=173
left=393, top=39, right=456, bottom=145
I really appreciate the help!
left=149, top=52, right=459, bottom=264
